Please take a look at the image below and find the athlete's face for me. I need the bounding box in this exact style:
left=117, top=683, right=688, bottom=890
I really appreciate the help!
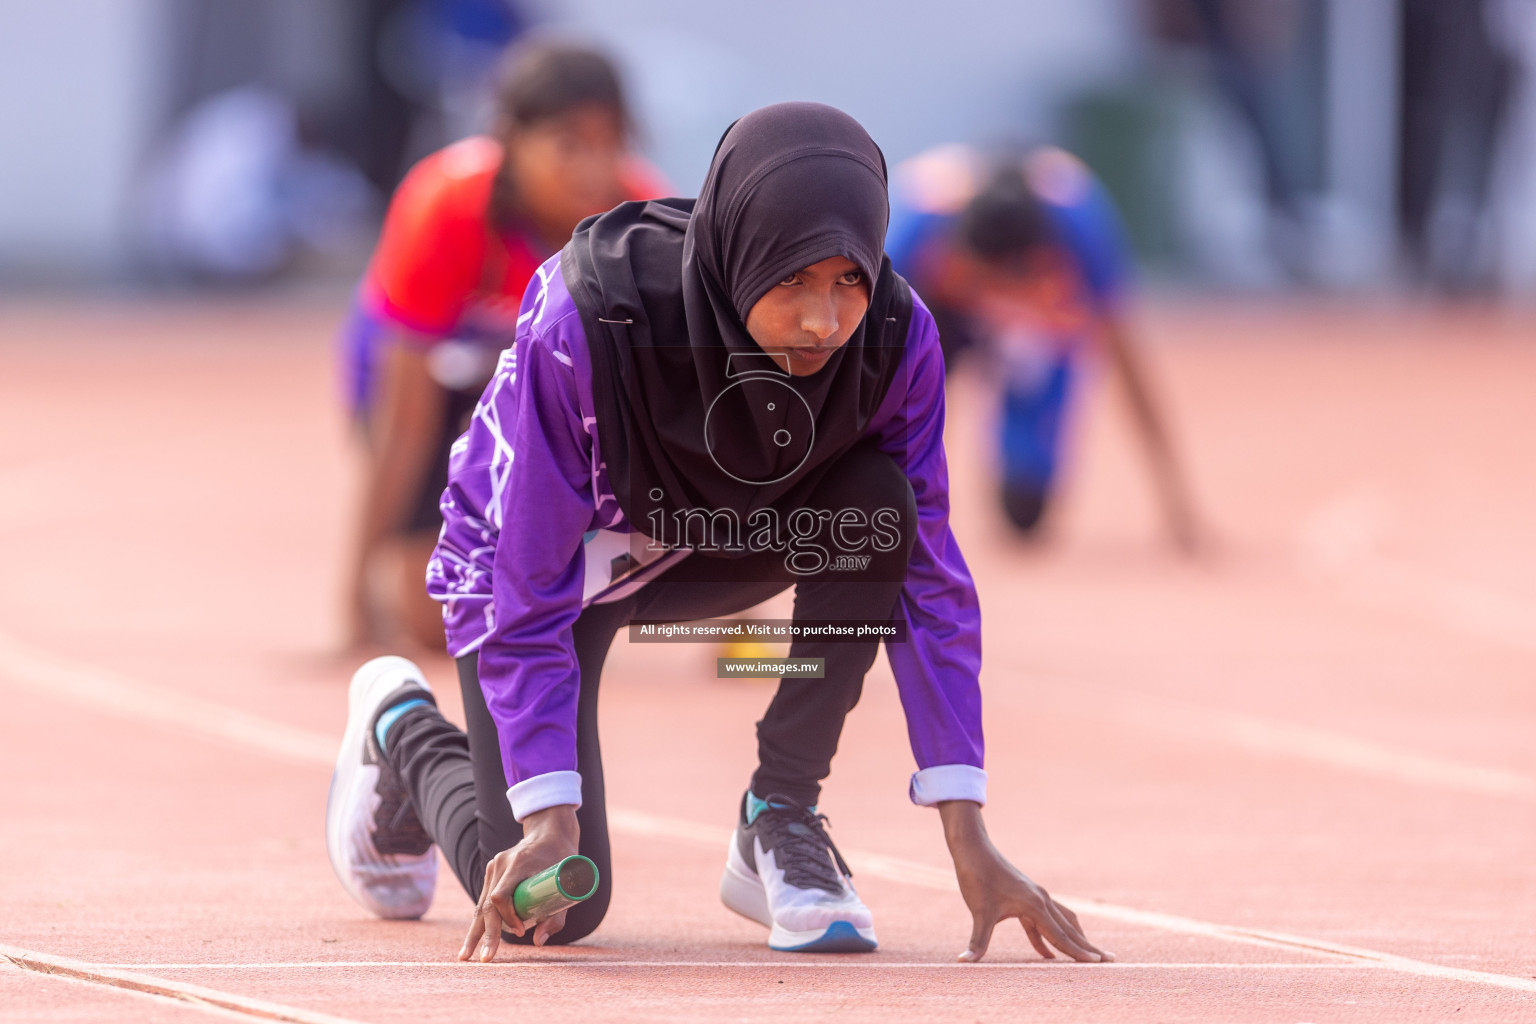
left=503, top=103, right=626, bottom=245
left=952, top=246, right=1086, bottom=334
left=744, top=256, right=871, bottom=377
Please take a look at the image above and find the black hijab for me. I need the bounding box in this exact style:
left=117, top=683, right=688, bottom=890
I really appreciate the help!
left=562, top=102, right=911, bottom=547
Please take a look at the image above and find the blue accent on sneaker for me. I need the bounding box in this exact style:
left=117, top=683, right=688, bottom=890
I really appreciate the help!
left=375, top=698, right=430, bottom=752
left=770, top=920, right=878, bottom=953
left=745, top=790, right=816, bottom=825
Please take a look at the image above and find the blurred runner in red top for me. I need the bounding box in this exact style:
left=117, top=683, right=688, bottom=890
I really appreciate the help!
left=339, top=38, right=664, bottom=651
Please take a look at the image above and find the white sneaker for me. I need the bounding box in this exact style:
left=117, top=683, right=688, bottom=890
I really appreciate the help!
left=719, top=793, right=877, bottom=952
left=325, top=656, right=438, bottom=919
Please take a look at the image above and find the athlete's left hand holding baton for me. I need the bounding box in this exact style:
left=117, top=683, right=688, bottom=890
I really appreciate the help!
left=459, top=805, right=582, bottom=960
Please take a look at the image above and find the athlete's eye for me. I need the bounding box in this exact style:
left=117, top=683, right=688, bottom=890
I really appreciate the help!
left=838, top=270, right=865, bottom=286
left=778, top=273, right=800, bottom=286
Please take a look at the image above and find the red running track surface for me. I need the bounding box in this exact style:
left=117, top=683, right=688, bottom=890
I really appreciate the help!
left=1, top=297, right=1534, bottom=1022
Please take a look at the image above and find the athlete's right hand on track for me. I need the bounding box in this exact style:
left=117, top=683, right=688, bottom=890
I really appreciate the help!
left=459, top=805, right=581, bottom=962
left=938, top=800, right=1113, bottom=964
left=1165, top=493, right=1210, bottom=560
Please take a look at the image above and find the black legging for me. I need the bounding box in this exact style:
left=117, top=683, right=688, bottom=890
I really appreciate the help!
left=384, top=442, right=917, bottom=943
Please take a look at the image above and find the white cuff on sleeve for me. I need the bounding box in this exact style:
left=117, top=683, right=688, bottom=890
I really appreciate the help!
left=909, top=764, right=987, bottom=807
left=506, top=770, right=583, bottom=822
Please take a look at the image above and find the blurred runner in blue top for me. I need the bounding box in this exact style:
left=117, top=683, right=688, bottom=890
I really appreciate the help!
left=887, top=144, right=1202, bottom=549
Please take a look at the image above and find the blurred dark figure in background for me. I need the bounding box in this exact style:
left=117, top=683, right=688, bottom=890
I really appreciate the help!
left=1399, top=0, right=1518, bottom=294
left=138, top=0, right=530, bottom=281
left=350, top=0, right=529, bottom=194
left=887, top=145, right=1202, bottom=549
left=138, top=87, right=375, bottom=281
left=340, top=39, right=666, bottom=650
left=353, top=0, right=423, bottom=195
left=1150, top=0, right=1328, bottom=282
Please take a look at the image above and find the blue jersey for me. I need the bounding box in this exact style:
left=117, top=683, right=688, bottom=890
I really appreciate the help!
left=886, top=144, right=1130, bottom=317
left=886, top=145, right=1133, bottom=491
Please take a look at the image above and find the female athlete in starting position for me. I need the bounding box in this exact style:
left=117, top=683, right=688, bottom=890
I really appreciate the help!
left=327, top=102, right=1110, bottom=963
left=339, top=39, right=661, bottom=649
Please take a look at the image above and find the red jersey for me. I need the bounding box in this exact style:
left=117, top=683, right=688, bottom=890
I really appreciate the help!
left=343, top=136, right=664, bottom=408
left=360, top=134, right=665, bottom=343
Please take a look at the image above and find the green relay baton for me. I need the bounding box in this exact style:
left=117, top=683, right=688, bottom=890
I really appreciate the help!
left=511, top=855, right=600, bottom=923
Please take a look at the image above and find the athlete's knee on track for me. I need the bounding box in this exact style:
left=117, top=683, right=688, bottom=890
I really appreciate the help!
left=1000, top=482, right=1050, bottom=534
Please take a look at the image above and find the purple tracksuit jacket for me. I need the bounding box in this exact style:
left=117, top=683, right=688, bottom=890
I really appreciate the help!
left=427, top=255, right=986, bottom=820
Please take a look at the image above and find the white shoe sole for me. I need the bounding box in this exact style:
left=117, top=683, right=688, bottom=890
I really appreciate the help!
left=325, top=656, right=437, bottom=920
left=720, top=835, right=773, bottom=928
left=719, top=830, right=877, bottom=952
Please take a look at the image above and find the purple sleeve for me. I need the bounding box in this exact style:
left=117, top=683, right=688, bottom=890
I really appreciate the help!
left=869, top=295, right=986, bottom=790
left=478, top=332, right=593, bottom=791
left=430, top=270, right=597, bottom=800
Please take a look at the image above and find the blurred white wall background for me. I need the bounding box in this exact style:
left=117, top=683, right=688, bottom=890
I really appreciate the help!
left=0, top=1, right=168, bottom=281
left=5, top=0, right=1536, bottom=294
left=525, top=0, right=1137, bottom=193
left=0, top=0, right=1136, bottom=285
left=1491, top=0, right=1536, bottom=291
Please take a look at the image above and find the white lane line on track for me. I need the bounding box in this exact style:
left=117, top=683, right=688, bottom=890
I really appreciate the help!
left=0, top=631, right=334, bottom=766
left=1, top=961, right=263, bottom=1024
left=607, top=809, right=1536, bottom=994
left=1, top=946, right=367, bottom=1024
left=3, top=627, right=1535, bottom=996
left=84, top=961, right=1367, bottom=971
left=1048, top=678, right=1536, bottom=802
